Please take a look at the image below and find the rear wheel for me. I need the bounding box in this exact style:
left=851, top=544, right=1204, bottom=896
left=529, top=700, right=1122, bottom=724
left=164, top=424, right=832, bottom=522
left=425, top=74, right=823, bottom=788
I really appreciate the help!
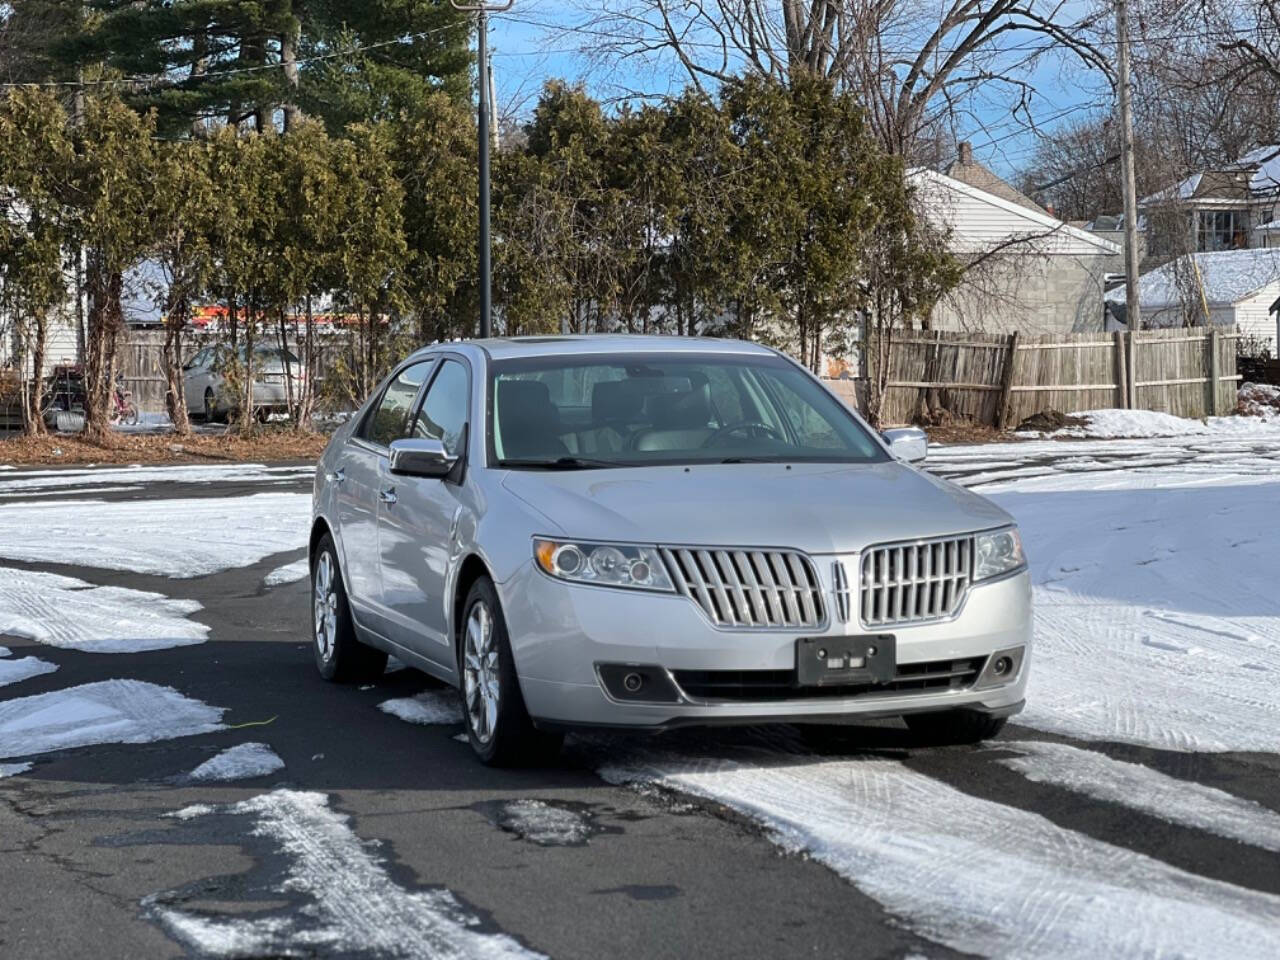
left=460, top=576, right=562, bottom=766
left=203, top=388, right=225, bottom=424
left=312, top=534, right=387, bottom=683
left=904, top=710, right=1007, bottom=745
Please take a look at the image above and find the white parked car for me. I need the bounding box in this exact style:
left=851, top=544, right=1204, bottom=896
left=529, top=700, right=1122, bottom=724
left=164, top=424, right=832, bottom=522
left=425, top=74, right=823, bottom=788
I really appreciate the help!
left=184, top=344, right=305, bottom=422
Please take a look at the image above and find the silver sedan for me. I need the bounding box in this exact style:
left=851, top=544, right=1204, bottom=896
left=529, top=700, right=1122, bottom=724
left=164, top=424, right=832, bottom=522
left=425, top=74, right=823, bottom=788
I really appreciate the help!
left=310, top=336, right=1031, bottom=764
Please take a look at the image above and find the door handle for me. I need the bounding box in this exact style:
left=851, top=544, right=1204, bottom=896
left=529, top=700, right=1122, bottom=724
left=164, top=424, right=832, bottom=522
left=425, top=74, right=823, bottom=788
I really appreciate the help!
left=379, top=487, right=397, bottom=505
left=326, top=467, right=346, bottom=484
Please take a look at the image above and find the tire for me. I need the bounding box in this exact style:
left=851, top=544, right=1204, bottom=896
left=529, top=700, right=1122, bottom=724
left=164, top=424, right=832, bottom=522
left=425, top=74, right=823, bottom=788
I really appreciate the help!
left=311, top=534, right=388, bottom=683
left=904, top=710, right=1007, bottom=746
left=459, top=576, right=563, bottom=766
left=123, top=402, right=139, bottom=426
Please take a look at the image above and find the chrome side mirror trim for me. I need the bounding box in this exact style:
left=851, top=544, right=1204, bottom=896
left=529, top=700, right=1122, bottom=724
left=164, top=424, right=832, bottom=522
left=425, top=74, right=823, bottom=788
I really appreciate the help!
left=882, top=427, right=928, bottom=464
left=388, top=437, right=457, bottom=478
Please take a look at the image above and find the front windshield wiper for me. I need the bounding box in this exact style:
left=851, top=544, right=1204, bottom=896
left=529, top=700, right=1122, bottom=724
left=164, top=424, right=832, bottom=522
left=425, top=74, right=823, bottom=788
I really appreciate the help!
left=718, top=456, right=787, bottom=464
left=499, top=456, right=624, bottom=470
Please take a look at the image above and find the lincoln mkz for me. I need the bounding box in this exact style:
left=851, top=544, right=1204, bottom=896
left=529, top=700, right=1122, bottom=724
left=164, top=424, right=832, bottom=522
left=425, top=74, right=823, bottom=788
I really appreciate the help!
left=310, top=336, right=1030, bottom=764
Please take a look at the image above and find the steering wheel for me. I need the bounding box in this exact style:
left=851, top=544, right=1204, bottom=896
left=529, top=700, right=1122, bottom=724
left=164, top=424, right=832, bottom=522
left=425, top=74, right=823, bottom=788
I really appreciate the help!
left=701, top=420, right=785, bottom=448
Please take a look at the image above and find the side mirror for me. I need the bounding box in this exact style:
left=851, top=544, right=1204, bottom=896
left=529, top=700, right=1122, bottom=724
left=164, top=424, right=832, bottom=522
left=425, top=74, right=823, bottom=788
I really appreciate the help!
left=882, top=427, right=927, bottom=464
left=388, top=437, right=457, bottom=479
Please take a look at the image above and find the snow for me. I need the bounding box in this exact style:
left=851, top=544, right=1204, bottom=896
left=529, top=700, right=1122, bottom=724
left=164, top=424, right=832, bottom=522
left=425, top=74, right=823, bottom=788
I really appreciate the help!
left=0, top=567, right=208, bottom=652
left=188, top=743, right=285, bottom=782
left=0, top=647, right=9, bottom=657
left=999, top=741, right=1280, bottom=853
left=0, top=680, right=224, bottom=759
left=378, top=690, right=463, bottom=726
left=149, top=790, right=543, bottom=958
left=1103, top=249, right=1280, bottom=308
left=0, top=462, right=313, bottom=498
left=0, top=656, right=59, bottom=688
left=1019, top=408, right=1280, bottom=440
left=494, top=800, right=591, bottom=846
left=599, top=751, right=1280, bottom=959
left=1241, top=144, right=1280, bottom=194
left=0, top=493, right=311, bottom=577
left=263, top=557, right=309, bottom=587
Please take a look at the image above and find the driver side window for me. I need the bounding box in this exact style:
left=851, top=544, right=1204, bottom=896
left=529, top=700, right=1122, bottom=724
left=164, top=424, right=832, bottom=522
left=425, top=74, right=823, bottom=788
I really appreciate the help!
left=362, top=361, right=432, bottom=447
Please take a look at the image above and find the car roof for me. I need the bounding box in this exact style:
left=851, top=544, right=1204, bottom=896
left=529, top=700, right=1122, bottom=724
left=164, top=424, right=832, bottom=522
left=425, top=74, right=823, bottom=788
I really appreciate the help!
left=412, top=335, right=778, bottom=363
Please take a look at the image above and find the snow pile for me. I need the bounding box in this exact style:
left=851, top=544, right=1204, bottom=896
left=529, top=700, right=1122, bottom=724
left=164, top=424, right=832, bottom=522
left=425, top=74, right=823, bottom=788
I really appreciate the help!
left=0, top=761, right=32, bottom=778
left=600, top=751, right=1280, bottom=958
left=0, top=656, right=59, bottom=689
left=188, top=743, right=285, bottom=782
left=1018, top=406, right=1280, bottom=440
left=263, top=557, right=309, bottom=587
left=999, top=742, right=1280, bottom=853
left=0, top=567, right=208, bottom=652
left=377, top=691, right=462, bottom=726
left=1239, top=382, right=1280, bottom=418
left=0, top=493, right=311, bottom=577
left=0, top=680, right=225, bottom=759
left=148, top=790, right=543, bottom=958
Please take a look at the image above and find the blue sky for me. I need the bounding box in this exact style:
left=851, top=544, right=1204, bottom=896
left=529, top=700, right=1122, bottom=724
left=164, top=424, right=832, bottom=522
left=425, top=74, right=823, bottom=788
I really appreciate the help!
left=484, top=0, right=1110, bottom=179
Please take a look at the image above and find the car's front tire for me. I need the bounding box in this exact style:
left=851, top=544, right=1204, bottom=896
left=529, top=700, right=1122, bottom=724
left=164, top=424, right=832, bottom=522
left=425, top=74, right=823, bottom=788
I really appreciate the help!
left=459, top=576, right=563, bottom=766
left=311, top=534, right=387, bottom=683
left=904, top=710, right=1007, bottom=745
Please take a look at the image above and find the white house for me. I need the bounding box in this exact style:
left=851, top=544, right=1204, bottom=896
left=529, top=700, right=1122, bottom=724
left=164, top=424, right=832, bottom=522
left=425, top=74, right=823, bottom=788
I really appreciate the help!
left=911, top=167, right=1123, bottom=335
left=1104, top=249, right=1280, bottom=355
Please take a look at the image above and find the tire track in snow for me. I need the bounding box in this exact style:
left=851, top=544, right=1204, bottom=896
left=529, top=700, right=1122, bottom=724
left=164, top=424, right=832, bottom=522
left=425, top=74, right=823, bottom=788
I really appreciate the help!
left=998, top=740, right=1280, bottom=853
left=0, top=566, right=208, bottom=653
left=599, top=747, right=1280, bottom=959
left=148, top=790, right=543, bottom=959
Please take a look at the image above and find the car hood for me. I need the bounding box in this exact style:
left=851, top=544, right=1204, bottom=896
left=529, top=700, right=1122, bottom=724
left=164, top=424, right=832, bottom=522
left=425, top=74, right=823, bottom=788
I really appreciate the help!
left=500, top=461, right=1011, bottom=554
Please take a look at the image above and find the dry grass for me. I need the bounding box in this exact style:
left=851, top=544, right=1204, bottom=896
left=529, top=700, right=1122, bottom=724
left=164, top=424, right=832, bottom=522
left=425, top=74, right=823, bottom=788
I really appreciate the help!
left=922, top=421, right=1019, bottom=445
left=0, top=427, right=329, bottom=466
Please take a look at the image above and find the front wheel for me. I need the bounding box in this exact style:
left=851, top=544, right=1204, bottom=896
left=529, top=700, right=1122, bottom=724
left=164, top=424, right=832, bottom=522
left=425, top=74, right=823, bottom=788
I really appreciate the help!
left=460, top=576, right=562, bottom=766
left=311, top=535, right=387, bottom=683
left=903, top=710, right=1007, bottom=746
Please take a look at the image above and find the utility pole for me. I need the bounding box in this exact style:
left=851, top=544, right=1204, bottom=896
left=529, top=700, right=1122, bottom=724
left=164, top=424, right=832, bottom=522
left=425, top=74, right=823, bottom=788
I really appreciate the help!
left=451, top=0, right=512, bottom=339
left=1114, top=0, right=1141, bottom=335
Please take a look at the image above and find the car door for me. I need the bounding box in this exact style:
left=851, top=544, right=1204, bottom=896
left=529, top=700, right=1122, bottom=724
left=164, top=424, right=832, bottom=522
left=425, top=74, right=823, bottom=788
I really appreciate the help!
left=184, top=348, right=211, bottom=414
left=334, top=360, right=435, bottom=635
left=376, top=357, right=472, bottom=669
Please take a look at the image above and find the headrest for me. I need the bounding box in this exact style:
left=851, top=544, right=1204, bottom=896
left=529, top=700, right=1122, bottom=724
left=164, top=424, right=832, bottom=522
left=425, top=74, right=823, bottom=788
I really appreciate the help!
left=644, top=383, right=712, bottom=428
left=592, top=377, right=692, bottom=424
left=497, top=379, right=559, bottom=430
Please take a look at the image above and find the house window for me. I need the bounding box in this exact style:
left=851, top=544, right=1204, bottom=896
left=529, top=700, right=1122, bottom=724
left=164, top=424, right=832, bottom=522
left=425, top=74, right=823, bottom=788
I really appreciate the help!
left=1197, top=210, right=1248, bottom=251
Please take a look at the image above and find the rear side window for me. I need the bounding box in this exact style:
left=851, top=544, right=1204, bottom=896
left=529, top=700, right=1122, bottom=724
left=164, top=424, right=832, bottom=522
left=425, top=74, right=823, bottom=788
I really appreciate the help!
left=363, top=361, right=432, bottom=447
left=410, top=360, right=469, bottom=456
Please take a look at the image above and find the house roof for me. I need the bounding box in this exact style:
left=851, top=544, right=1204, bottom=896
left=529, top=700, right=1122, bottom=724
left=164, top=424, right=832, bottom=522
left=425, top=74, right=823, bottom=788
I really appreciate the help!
left=1104, top=249, right=1280, bottom=308
left=1141, top=145, right=1280, bottom=206
left=1236, top=145, right=1280, bottom=194
left=910, top=168, right=1122, bottom=257
left=942, top=156, right=1047, bottom=215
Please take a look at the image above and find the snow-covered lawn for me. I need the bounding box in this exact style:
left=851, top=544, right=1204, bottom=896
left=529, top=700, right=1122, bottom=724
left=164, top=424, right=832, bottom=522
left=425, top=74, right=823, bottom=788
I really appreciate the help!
left=0, top=492, right=311, bottom=577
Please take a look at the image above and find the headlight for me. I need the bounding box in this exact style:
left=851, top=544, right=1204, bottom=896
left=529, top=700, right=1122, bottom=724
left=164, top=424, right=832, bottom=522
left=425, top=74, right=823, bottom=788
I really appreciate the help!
left=534, top=539, right=675, bottom=592
left=973, top=527, right=1025, bottom=581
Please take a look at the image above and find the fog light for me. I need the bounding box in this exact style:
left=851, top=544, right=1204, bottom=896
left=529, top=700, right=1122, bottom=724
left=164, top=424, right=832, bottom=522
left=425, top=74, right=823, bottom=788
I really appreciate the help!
left=623, top=672, right=644, bottom=693
left=993, top=656, right=1013, bottom=676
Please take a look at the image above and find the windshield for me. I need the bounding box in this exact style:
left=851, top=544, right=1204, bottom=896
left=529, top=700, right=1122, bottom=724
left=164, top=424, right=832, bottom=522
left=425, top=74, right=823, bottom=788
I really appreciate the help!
left=488, top=352, right=886, bottom=468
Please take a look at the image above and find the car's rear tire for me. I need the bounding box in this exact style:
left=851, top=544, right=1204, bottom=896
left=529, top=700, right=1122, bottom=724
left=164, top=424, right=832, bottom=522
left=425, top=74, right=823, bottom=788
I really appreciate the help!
left=459, top=576, right=563, bottom=766
left=311, top=534, right=387, bottom=683
left=904, top=710, right=1007, bottom=745
left=203, top=389, right=226, bottom=425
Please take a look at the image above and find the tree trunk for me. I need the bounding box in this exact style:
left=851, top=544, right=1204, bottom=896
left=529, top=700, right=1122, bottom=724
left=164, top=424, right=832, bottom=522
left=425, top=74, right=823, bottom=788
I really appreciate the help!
left=22, top=315, right=49, bottom=437
left=82, top=262, right=123, bottom=443
left=281, top=21, right=302, bottom=133
left=296, top=294, right=316, bottom=432
left=240, top=298, right=257, bottom=436
left=164, top=297, right=191, bottom=436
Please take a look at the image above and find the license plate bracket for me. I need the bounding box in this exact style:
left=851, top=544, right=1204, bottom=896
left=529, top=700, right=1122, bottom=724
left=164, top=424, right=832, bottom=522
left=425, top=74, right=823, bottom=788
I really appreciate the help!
left=796, top=635, right=896, bottom=686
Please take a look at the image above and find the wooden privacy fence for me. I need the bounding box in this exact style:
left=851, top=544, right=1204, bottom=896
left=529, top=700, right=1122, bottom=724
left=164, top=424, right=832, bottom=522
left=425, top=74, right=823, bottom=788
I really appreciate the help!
left=855, top=327, right=1240, bottom=428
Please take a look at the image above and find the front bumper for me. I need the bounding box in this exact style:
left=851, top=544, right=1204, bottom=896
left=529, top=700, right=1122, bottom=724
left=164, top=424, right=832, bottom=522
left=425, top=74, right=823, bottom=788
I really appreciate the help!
left=500, top=561, right=1032, bottom=730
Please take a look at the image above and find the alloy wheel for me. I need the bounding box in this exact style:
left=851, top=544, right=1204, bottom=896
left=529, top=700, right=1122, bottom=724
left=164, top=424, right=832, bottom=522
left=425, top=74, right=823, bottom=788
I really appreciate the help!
left=464, top=601, right=500, bottom=744
left=313, top=551, right=337, bottom=662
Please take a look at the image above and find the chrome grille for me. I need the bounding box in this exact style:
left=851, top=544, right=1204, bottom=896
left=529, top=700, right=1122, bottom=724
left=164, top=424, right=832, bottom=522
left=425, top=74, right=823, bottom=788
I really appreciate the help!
left=860, top=535, right=973, bottom=627
left=661, top=547, right=825, bottom=629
